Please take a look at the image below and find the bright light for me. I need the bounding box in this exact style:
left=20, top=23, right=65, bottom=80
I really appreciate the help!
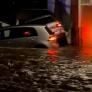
left=23, top=31, right=31, bottom=37
left=48, top=35, right=57, bottom=41
left=56, top=22, right=62, bottom=27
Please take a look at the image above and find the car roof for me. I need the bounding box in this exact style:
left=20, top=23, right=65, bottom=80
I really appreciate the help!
left=25, top=15, right=54, bottom=23
left=1, top=24, right=46, bottom=30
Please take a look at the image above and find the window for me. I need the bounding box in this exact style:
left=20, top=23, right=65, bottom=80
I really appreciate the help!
left=0, top=29, right=10, bottom=40
left=4, top=30, right=10, bottom=37
left=3, top=27, right=37, bottom=39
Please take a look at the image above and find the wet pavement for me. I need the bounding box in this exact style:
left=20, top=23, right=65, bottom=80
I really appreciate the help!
left=0, top=46, right=92, bottom=92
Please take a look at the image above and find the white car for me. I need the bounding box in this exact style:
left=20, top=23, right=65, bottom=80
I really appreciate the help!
left=0, top=21, right=10, bottom=27
left=0, top=24, right=67, bottom=48
left=25, top=14, right=68, bottom=44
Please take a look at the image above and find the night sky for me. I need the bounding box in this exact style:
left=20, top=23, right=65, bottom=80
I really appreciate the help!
left=0, top=0, right=48, bottom=24
left=0, top=0, right=47, bottom=11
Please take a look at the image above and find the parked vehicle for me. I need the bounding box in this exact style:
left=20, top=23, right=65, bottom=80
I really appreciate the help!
left=0, top=21, right=10, bottom=28
left=18, top=14, right=66, bottom=37
left=0, top=24, right=67, bottom=48
left=25, top=14, right=68, bottom=44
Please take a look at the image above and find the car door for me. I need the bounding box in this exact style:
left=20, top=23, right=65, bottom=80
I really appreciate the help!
left=0, top=27, right=38, bottom=48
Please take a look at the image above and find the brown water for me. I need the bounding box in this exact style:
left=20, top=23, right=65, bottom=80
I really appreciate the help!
left=0, top=47, right=92, bottom=92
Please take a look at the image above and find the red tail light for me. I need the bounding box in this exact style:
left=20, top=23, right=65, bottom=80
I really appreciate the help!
left=56, top=22, right=62, bottom=27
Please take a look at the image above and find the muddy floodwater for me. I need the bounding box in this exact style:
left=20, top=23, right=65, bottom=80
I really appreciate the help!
left=0, top=46, right=92, bottom=92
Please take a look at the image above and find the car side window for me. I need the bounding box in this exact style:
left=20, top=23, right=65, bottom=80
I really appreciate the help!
left=4, top=30, right=10, bottom=38
left=0, top=29, right=8, bottom=40
left=3, top=27, right=38, bottom=39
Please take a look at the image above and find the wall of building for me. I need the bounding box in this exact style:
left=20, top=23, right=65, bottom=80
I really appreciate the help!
left=78, top=0, right=92, bottom=47
left=59, top=0, right=71, bottom=14
left=48, top=0, right=55, bottom=13
left=71, top=0, right=80, bottom=46
left=48, top=0, right=71, bottom=14
left=81, top=5, right=92, bottom=47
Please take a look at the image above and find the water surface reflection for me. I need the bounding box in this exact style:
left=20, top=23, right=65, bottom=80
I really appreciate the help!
left=0, top=47, right=92, bottom=92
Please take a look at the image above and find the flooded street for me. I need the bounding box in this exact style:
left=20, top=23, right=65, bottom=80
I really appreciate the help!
left=0, top=46, right=92, bottom=92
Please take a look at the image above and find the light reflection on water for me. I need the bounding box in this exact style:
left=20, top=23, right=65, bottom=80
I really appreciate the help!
left=47, top=49, right=59, bottom=63
left=80, top=47, right=92, bottom=58
left=0, top=47, right=92, bottom=92
left=1, top=47, right=92, bottom=64
left=44, top=47, right=92, bottom=64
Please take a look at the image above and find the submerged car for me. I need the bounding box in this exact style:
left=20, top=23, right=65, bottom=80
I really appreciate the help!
left=25, top=14, right=68, bottom=44
left=0, top=24, right=67, bottom=48
left=0, top=21, right=10, bottom=28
